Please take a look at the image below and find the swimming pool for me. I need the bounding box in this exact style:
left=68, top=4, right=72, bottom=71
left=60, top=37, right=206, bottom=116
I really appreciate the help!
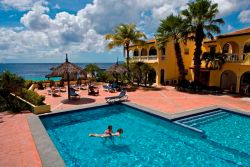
left=40, top=104, right=250, bottom=166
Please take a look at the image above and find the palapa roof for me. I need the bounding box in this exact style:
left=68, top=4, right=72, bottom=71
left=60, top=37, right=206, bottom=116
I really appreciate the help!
left=106, top=63, right=127, bottom=74
left=46, top=54, right=84, bottom=77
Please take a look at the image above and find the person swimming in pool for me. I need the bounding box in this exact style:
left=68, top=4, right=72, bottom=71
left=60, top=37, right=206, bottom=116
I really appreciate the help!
left=104, top=125, right=113, bottom=135
left=89, top=127, right=123, bottom=138
left=89, top=125, right=113, bottom=137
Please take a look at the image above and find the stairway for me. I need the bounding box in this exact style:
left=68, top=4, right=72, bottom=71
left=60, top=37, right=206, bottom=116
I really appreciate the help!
left=175, top=110, right=230, bottom=127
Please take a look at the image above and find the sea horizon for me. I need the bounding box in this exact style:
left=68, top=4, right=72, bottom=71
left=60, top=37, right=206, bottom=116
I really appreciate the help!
left=0, top=62, right=122, bottom=81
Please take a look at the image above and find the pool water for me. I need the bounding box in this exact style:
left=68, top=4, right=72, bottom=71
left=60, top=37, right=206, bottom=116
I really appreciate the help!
left=192, top=110, right=250, bottom=156
left=40, top=105, right=250, bottom=167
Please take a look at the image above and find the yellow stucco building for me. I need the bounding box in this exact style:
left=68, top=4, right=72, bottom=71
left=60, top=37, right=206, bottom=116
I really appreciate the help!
left=129, top=27, right=250, bottom=94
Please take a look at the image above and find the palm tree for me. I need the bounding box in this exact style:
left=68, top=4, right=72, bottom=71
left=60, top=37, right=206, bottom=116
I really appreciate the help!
left=155, top=14, right=187, bottom=82
left=84, top=64, right=100, bottom=79
left=105, top=24, right=147, bottom=75
left=182, top=0, right=224, bottom=83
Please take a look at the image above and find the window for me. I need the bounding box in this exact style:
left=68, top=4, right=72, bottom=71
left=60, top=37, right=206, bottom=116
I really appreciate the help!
left=222, top=43, right=230, bottom=53
left=161, top=47, right=166, bottom=56
left=149, top=47, right=157, bottom=56
left=133, top=49, right=139, bottom=56
left=209, top=45, right=216, bottom=55
left=184, top=48, right=189, bottom=55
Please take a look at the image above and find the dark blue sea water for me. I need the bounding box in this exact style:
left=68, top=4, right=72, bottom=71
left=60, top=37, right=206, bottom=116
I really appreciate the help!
left=0, top=63, right=113, bottom=81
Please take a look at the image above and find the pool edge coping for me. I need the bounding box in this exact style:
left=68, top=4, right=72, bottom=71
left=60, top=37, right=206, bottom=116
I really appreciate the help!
left=28, top=115, right=66, bottom=167
left=28, top=102, right=250, bottom=166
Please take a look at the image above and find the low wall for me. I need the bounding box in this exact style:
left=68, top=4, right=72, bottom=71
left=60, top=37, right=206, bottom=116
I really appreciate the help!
left=11, top=93, right=51, bottom=114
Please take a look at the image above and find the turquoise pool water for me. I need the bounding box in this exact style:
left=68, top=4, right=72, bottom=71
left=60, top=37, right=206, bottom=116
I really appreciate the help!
left=192, top=109, right=250, bottom=157
left=40, top=105, right=250, bottom=167
left=25, top=76, right=61, bottom=81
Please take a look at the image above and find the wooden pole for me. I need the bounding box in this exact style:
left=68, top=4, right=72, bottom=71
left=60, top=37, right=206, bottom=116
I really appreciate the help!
left=67, top=72, right=70, bottom=100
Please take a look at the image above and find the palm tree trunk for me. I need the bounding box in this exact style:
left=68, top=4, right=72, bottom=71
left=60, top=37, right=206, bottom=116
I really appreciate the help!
left=125, top=45, right=131, bottom=82
left=174, top=41, right=186, bottom=81
left=193, top=27, right=204, bottom=84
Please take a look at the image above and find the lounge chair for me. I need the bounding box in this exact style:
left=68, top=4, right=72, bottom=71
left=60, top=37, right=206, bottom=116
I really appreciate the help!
left=88, top=86, right=99, bottom=96
left=105, top=89, right=128, bottom=103
left=47, top=88, right=60, bottom=96
left=70, top=89, right=80, bottom=99
left=103, top=84, right=115, bottom=92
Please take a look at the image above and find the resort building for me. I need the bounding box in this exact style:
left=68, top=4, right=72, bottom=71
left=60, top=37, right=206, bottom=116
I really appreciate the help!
left=129, top=27, right=250, bottom=94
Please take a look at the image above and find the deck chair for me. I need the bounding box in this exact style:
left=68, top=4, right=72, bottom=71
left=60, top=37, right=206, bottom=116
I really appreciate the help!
left=70, top=89, right=80, bottom=99
left=105, top=89, right=128, bottom=103
left=88, top=86, right=99, bottom=96
left=103, top=84, right=115, bottom=92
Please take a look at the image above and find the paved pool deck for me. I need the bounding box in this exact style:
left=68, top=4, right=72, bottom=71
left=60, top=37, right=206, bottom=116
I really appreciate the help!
left=1, top=85, right=250, bottom=166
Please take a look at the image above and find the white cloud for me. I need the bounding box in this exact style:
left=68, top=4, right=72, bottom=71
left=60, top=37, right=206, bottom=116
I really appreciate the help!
left=227, top=25, right=234, bottom=31
left=20, top=4, right=51, bottom=30
left=238, top=10, right=250, bottom=23
left=212, top=0, right=250, bottom=17
left=2, top=0, right=248, bottom=62
left=0, top=0, right=47, bottom=11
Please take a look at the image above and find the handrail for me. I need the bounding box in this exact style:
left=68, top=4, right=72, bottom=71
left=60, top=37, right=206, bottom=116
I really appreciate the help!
left=132, top=56, right=158, bottom=62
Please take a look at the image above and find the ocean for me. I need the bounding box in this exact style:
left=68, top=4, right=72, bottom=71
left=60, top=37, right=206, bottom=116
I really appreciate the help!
left=0, top=63, right=114, bottom=81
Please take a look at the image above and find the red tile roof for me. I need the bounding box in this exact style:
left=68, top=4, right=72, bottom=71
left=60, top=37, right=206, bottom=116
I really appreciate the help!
left=130, top=39, right=156, bottom=47
left=218, top=27, right=250, bottom=38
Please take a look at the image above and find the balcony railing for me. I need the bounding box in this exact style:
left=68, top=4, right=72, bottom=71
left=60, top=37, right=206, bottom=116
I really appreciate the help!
left=224, top=53, right=250, bottom=64
left=131, top=56, right=158, bottom=62
left=224, top=53, right=243, bottom=63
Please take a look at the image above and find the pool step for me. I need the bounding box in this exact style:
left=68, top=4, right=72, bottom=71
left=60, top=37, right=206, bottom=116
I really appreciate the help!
left=181, top=112, right=230, bottom=127
left=177, top=110, right=223, bottom=123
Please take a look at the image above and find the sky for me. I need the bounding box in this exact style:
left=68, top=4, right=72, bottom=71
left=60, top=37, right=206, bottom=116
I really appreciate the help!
left=0, top=0, right=250, bottom=63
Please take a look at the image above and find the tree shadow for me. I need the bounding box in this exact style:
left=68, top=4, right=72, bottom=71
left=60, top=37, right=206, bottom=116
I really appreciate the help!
left=139, top=86, right=166, bottom=91
left=61, top=97, right=96, bottom=105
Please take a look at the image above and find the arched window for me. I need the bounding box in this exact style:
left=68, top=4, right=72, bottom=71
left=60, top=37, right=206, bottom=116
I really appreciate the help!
left=222, top=42, right=239, bottom=54
left=133, top=49, right=139, bottom=56
left=222, top=43, right=230, bottom=53
left=149, top=47, right=157, bottom=56
left=243, top=42, right=250, bottom=53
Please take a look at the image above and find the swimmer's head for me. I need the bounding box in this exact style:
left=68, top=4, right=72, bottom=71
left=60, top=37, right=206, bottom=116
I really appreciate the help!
left=117, top=128, right=123, bottom=134
left=108, top=125, right=112, bottom=130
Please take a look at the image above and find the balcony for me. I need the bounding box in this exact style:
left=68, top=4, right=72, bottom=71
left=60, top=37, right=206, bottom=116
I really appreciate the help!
left=224, top=53, right=250, bottom=64
left=224, top=53, right=243, bottom=63
left=131, top=55, right=158, bottom=63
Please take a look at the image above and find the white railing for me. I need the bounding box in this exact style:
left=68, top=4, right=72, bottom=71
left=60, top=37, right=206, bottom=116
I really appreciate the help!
left=132, top=56, right=158, bottom=62
left=224, top=53, right=243, bottom=63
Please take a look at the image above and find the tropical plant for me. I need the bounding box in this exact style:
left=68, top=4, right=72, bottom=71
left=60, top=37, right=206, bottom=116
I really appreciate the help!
left=141, top=63, right=154, bottom=86
left=130, top=62, right=154, bottom=86
left=21, top=88, right=45, bottom=106
left=202, top=52, right=226, bottom=69
left=105, top=24, right=147, bottom=76
left=0, top=71, right=25, bottom=112
left=84, top=64, right=100, bottom=79
left=130, top=62, right=143, bottom=86
left=106, top=63, right=127, bottom=83
left=156, top=14, right=187, bottom=82
left=0, top=71, right=24, bottom=95
left=96, top=71, right=112, bottom=83
left=182, top=0, right=224, bottom=83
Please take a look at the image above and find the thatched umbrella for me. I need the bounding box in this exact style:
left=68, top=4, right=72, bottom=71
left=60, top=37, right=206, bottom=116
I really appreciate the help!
left=46, top=53, right=83, bottom=100
left=107, top=63, right=127, bottom=82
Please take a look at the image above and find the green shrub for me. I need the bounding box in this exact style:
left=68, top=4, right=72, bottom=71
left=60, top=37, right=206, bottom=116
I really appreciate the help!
left=37, top=81, right=44, bottom=90
left=96, top=71, right=113, bottom=82
left=24, top=80, right=33, bottom=89
left=21, top=88, right=45, bottom=106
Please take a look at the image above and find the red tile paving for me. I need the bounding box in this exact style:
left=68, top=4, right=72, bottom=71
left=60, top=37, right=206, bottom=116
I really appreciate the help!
left=0, top=112, right=42, bottom=167
left=1, top=85, right=250, bottom=166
